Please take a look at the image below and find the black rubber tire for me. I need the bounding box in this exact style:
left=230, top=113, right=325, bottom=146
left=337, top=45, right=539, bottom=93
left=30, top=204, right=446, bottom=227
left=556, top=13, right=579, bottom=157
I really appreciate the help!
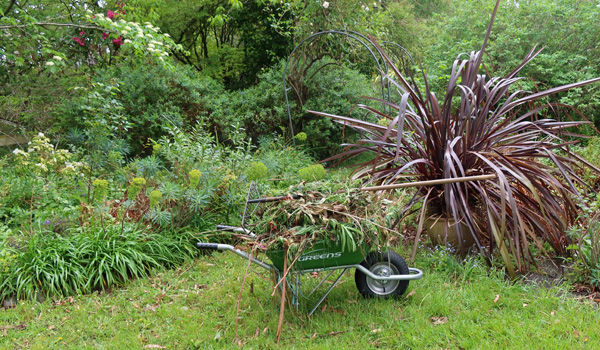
left=355, top=251, right=410, bottom=299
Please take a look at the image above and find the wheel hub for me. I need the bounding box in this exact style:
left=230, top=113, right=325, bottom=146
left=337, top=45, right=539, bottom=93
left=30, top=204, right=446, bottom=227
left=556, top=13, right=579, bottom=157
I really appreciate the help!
left=366, top=262, right=400, bottom=295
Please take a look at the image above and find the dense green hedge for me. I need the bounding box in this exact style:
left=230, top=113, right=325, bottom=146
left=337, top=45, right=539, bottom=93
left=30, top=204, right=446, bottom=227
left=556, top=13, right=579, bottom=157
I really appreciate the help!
left=50, top=59, right=377, bottom=160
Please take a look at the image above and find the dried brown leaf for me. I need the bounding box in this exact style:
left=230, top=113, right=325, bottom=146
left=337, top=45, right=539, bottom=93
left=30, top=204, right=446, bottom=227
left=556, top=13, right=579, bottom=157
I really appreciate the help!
left=430, top=316, right=448, bottom=325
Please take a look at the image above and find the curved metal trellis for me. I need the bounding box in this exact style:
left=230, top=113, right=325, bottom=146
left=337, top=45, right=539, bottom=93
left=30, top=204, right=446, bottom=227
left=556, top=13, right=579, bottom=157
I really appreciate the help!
left=381, top=41, right=416, bottom=76
left=283, top=30, right=415, bottom=146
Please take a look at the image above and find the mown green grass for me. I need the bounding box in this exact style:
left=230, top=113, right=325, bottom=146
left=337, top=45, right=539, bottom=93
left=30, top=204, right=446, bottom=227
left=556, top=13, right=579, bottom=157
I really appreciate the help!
left=1, top=246, right=599, bottom=349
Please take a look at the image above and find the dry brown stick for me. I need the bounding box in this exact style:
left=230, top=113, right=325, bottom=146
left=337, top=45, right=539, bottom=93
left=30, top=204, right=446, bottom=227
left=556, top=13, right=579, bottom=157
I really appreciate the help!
left=360, top=174, right=497, bottom=192
left=312, top=330, right=349, bottom=338
left=276, top=246, right=288, bottom=345
left=410, top=189, right=432, bottom=263
left=270, top=245, right=305, bottom=295
left=0, top=22, right=110, bottom=30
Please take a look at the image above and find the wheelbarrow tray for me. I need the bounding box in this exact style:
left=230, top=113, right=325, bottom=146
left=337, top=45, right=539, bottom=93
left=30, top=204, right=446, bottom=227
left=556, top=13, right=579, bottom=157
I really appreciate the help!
left=266, top=240, right=370, bottom=271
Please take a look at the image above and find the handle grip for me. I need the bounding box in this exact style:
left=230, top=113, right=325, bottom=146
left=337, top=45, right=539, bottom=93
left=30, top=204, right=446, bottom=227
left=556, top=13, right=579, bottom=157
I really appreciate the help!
left=196, top=243, right=220, bottom=250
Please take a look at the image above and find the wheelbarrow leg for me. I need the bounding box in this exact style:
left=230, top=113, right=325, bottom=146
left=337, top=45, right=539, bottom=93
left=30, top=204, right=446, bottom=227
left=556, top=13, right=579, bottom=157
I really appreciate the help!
left=307, top=270, right=337, bottom=297
left=308, top=268, right=349, bottom=318
left=295, top=275, right=301, bottom=311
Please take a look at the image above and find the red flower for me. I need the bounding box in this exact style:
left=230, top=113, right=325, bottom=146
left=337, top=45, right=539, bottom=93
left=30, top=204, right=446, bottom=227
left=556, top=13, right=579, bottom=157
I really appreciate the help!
left=79, top=30, right=86, bottom=37
left=117, top=2, right=125, bottom=9
left=73, top=37, right=85, bottom=46
left=112, top=36, right=123, bottom=48
left=121, top=10, right=126, bottom=15
left=107, top=10, right=115, bottom=19
left=102, top=32, right=110, bottom=40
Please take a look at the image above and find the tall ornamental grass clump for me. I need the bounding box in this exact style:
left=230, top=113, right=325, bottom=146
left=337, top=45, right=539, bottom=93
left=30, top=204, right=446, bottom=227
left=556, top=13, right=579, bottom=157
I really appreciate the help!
left=0, top=225, right=199, bottom=301
left=310, top=0, right=600, bottom=276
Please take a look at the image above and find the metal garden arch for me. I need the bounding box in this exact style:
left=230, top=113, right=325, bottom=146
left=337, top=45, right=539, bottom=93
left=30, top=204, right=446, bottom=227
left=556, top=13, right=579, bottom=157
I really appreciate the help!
left=282, top=30, right=414, bottom=145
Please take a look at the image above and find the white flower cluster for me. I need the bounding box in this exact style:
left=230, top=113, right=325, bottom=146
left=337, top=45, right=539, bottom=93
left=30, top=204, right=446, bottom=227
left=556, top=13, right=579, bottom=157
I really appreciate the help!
left=64, top=161, right=84, bottom=171
left=11, top=134, right=86, bottom=176
left=45, top=57, right=63, bottom=67
left=85, top=12, right=180, bottom=65
left=144, top=23, right=158, bottom=32
left=12, top=148, right=27, bottom=156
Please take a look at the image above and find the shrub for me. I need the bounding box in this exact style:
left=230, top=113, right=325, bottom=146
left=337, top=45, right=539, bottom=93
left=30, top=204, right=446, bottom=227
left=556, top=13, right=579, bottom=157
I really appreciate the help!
left=210, top=59, right=377, bottom=160
left=567, top=201, right=600, bottom=290
left=575, top=137, right=600, bottom=189
left=0, top=134, right=86, bottom=232
left=422, top=0, right=600, bottom=131
left=246, top=161, right=269, bottom=181
left=58, top=64, right=223, bottom=157
left=298, top=164, right=327, bottom=182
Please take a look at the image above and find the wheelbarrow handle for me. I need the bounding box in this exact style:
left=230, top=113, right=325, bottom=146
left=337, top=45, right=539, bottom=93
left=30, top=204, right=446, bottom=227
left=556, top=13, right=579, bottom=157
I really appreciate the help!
left=196, top=242, right=272, bottom=270
left=196, top=243, right=221, bottom=250
left=217, top=224, right=237, bottom=230
left=216, top=225, right=256, bottom=237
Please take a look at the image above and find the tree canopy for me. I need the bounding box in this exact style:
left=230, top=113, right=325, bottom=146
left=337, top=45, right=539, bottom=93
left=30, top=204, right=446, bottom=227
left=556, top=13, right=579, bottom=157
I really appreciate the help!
left=2, top=0, right=600, bottom=147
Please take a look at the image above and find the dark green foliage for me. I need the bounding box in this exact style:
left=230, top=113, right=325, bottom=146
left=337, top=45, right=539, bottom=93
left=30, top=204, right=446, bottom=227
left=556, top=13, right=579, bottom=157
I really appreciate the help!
left=209, top=62, right=288, bottom=143
left=49, top=59, right=376, bottom=161
left=423, top=0, right=600, bottom=131
left=0, top=73, right=88, bottom=136
left=58, top=64, right=223, bottom=156
left=149, top=0, right=291, bottom=90
left=225, top=1, right=293, bottom=89
left=210, top=59, right=377, bottom=160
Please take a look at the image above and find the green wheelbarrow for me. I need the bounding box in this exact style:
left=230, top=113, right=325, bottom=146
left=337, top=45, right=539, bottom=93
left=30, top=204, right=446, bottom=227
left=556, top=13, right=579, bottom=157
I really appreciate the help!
left=197, top=227, right=422, bottom=316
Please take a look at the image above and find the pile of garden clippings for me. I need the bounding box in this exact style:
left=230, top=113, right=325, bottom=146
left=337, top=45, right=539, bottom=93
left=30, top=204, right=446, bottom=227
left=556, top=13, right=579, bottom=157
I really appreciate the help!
left=251, top=189, right=399, bottom=258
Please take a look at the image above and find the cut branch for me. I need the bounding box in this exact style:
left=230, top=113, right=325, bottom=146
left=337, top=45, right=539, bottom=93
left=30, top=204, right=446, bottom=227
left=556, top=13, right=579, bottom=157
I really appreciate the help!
left=361, top=174, right=497, bottom=191
left=0, top=22, right=109, bottom=31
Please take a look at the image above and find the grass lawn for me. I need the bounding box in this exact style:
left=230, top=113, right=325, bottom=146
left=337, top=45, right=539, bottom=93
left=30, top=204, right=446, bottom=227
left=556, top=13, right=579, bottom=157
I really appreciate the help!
left=1, top=245, right=599, bottom=349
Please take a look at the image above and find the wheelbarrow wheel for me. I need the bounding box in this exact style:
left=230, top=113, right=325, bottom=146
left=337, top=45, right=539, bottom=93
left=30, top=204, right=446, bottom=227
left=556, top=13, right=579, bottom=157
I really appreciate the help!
left=355, top=251, right=409, bottom=299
